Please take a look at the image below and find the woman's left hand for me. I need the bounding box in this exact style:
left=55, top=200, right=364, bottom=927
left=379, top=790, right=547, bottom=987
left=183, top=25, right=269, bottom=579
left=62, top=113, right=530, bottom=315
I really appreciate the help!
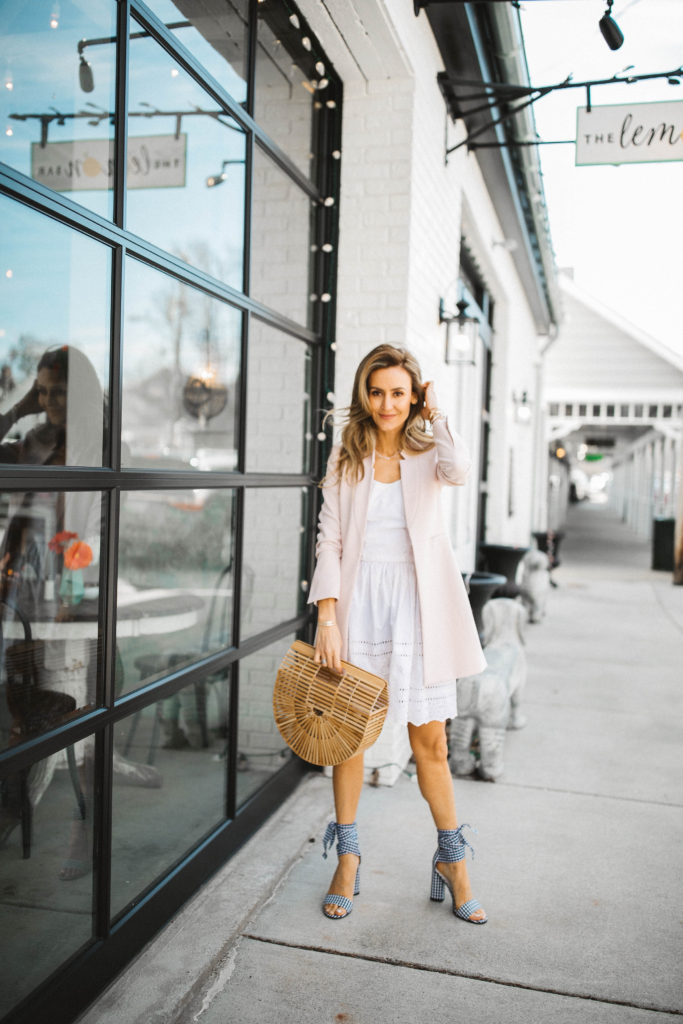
left=421, top=381, right=438, bottom=421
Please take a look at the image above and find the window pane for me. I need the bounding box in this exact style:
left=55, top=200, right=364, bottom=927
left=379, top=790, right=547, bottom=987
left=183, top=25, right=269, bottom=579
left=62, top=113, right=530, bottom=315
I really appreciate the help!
left=0, top=0, right=117, bottom=218
left=255, top=3, right=318, bottom=179
left=237, top=632, right=294, bottom=807
left=122, top=259, right=240, bottom=471
left=110, top=668, right=230, bottom=919
left=250, top=144, right=313, bottom=326
left=143, top=0, right=248, bottom=104
left=126, top=18, right=246, bottom=289
left=0, top=740, right=95, bottom=1017
left=0, top=198, right=110, bottom=467
left=241, top=488, right=305, bottom=640
left=116, top=488, right=234, bottom=696
left=246, top=324, right=312, bottom=473
left=0, top=489, right=105, bottom=752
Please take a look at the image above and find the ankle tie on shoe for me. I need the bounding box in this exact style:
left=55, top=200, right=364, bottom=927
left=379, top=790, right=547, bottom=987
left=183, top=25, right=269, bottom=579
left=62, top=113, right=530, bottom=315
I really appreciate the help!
left=437, top=824, right=477, bottom=863
left=322, top=821, right=360, bottom=860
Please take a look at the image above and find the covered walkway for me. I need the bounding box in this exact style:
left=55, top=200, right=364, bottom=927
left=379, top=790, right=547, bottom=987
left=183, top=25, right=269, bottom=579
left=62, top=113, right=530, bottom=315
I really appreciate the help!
left=79, top=502, right=683, bottom=1024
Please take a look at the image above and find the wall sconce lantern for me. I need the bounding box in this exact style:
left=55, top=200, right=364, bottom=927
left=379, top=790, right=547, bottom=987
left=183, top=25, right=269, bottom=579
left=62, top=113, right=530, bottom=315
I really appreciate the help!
left=513, top=390, right=533, bottom=424
left=439, top=298, right=479, bottom=365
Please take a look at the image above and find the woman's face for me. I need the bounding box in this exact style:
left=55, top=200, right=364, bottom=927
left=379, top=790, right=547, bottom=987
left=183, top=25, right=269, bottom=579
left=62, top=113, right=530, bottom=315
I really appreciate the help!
left=367, top=366, right=417, bottom=435
left=36, top=367, right=67, bottom=426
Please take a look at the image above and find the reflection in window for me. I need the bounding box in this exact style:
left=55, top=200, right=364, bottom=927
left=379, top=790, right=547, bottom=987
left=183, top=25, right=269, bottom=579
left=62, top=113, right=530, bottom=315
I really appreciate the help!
left=0, top=198, right=110, bottom=467
left=0, top=743, right=95, bottom=1018
left=237, top=633, right=294, bottom=807
left=0, top=489, right=104, bottom=752
left=246, top=323, right=312, bottom=473
left=126, top=18, right=246, bottom=289
left=250, top=143, right=313, bottom=325
left=143, top=0, right=248, bottom=103
left=0, top=0, right=117, bottom=219
left=255, top=2, right=317, bottom=178
left=110, top=668, right=230, bottom=918
left=116, top=488, right=234, bottom=695
left=122, top=258, right=240, bottom=471
left=241, top=488, right=305, bottom=640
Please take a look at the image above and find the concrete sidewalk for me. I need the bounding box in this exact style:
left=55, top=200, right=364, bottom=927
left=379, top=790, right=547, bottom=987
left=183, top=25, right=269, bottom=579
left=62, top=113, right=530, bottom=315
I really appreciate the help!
left=79, top=501, right=683, bottom=1024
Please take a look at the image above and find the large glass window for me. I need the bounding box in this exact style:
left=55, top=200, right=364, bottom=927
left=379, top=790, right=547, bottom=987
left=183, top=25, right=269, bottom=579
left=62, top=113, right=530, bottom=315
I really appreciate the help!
left=143, top=0, right=249, bottom=104
left=237, top=632, right=294, bottom=807
left=255, top=1, right=319, bottom=180
left=0, top=197, right=110, bottom=468
left=246, top=323, right=313, bottom=473
left=250, top=144, right=313, bottom=325
left=0, top=0, right=117, bottom=219
left=241, top=488, right=306, bottom=640
left=0, top=741, right=96, bottom=1019
left=116, top=488, right=235, bottom=696
left=122, top=258, right=240, bottom=471
left=110, top=668, right=230, bottom=919
left=126, top=18, right=246, bottom=290
left=0, top=0, right=339, bottom=1018
left=0, top=489, right=105, bottom=750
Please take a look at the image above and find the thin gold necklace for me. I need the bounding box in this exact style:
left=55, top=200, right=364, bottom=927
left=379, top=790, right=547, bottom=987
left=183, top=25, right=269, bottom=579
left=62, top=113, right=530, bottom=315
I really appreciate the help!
left=375, top=450, right=400, bottom=461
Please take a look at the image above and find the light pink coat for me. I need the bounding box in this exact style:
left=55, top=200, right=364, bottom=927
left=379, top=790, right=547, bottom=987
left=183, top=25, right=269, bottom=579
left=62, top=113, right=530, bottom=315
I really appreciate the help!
left=307, top=419, right=487, bottom=687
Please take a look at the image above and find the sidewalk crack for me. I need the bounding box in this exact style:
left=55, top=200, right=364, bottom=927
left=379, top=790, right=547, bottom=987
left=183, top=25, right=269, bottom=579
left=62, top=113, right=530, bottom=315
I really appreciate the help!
left=241, top=933, right=683, bottom=1017
left=493, top=781, right=683, bottom=808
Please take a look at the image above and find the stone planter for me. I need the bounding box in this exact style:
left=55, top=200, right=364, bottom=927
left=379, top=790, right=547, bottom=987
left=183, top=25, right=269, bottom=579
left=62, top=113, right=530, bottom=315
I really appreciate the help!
left=478, top=544, right=530, bottom=595
left=462, top=571, right=507, bottom=641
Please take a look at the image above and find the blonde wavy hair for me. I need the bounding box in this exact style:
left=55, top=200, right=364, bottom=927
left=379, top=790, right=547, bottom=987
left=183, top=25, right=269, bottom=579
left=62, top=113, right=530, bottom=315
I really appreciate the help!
left=327, top=344, right=434, bottom=483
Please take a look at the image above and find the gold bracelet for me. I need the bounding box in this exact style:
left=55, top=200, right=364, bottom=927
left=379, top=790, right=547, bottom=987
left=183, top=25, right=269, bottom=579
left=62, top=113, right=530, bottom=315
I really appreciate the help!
left=318, top=620, right=336, bottom=627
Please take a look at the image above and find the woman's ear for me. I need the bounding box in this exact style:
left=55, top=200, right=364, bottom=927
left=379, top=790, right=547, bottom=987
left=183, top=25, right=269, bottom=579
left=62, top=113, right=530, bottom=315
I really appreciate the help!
left=411, top=393, right=418, bottom=405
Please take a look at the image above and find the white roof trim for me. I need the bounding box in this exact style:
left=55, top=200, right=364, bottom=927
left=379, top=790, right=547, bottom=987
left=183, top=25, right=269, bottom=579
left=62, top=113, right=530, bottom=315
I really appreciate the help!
left=559, top=271, right=683, bottom=374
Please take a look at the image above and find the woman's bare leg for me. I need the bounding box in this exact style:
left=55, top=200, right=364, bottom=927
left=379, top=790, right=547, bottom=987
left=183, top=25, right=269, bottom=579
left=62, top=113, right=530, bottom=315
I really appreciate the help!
left=408, top=721, right=486, bottom=922
left=324, top=751, right=364, bottom=917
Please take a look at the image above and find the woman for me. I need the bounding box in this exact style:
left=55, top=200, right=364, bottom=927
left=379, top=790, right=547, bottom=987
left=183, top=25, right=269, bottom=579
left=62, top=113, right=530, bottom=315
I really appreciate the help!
left=309, top=344, right=488, bottom=923
left=0, top=346, right=103, bottom=878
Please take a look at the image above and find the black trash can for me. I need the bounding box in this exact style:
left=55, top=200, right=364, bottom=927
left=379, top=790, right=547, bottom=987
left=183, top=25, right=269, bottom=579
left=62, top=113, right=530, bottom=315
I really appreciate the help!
left=652, top=517, right=675, bottom=571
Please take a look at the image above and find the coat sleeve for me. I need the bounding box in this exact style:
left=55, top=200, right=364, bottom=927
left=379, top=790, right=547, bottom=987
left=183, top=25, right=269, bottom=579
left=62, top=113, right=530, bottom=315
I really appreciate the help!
left=432, top=417, right=472, bottom=486
left=307, top=447, right=343, bottom=605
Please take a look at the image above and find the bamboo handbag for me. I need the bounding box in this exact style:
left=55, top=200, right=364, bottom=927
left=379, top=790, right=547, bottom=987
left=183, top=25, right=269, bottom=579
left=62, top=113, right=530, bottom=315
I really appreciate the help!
left=273, top=640, right=388, bottom=766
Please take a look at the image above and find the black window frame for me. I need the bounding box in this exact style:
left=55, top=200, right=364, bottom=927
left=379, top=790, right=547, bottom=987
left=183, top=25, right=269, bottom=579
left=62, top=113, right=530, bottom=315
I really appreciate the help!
left=0, top=2, right=342, bottom=1021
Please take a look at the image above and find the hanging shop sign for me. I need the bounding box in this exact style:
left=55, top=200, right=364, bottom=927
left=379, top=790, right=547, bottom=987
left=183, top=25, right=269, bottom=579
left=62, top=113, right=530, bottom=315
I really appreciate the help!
left=576, top=100, right=683, bottom=166
left=30, top=134, right=187, bottom=191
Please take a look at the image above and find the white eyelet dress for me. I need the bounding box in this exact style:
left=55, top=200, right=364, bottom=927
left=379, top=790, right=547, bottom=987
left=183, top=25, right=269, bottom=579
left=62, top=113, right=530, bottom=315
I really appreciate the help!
left=347, top=477, right=459, bottom=727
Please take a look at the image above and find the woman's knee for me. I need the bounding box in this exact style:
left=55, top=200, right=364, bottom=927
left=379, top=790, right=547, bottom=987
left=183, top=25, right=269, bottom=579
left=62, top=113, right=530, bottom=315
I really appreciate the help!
left=409, top=723, right=449, bottom=765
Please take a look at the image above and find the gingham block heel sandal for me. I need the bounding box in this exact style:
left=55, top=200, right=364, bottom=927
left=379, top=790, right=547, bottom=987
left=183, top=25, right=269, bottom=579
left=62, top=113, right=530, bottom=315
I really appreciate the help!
left=321, top=821, right=361, bottom=920
left=431, top=824, right=487, bottom=925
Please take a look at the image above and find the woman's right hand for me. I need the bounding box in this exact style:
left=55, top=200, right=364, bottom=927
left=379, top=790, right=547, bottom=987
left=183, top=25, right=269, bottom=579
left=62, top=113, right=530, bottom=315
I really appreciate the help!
left=314, top=620, right=343, bottom=674
left=14, top=380, right=42, bottom=420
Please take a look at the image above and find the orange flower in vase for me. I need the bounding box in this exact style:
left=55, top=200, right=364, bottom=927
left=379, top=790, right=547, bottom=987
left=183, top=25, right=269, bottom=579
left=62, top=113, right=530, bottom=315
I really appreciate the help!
left=49, top=531, right=94, bottom=607
left=64, top=541, right=93, bottom=571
